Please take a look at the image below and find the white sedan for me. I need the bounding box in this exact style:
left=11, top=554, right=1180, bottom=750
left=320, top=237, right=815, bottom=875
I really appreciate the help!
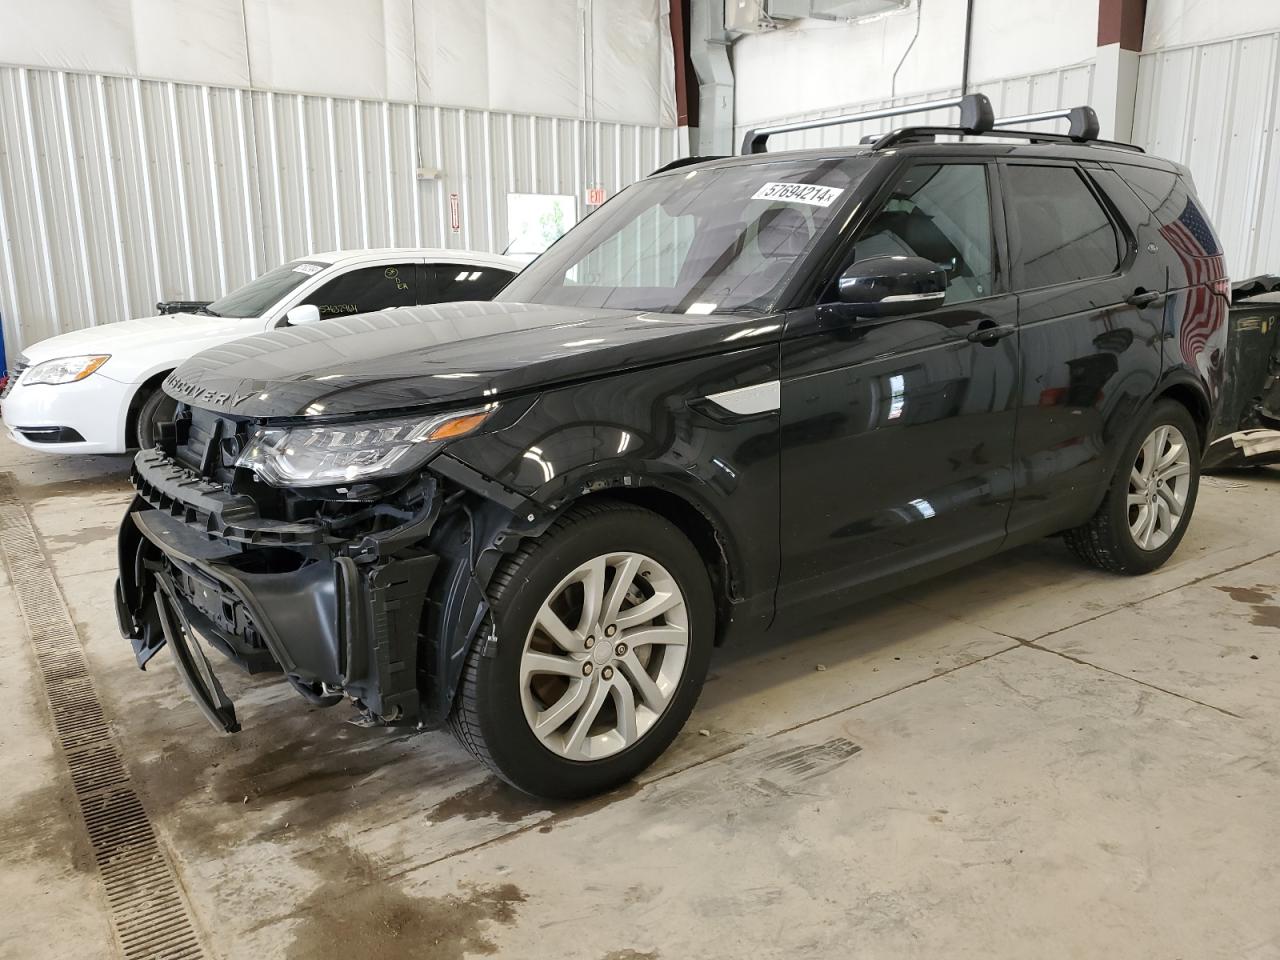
left=1, top=247, right=521, bottom=455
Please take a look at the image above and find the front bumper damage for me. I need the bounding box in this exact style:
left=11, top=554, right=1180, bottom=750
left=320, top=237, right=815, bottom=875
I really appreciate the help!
left=115, top=446, right=533, bottom=732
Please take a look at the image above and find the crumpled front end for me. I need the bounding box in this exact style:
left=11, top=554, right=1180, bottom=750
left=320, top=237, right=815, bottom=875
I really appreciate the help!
left=113, top=404, right=525, bottom=733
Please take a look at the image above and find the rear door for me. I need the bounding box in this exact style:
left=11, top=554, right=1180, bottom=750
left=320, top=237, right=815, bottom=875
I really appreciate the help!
left=777, top=159, right=1020, bottom=612
left=1000, top=160, right=1167, bottom=538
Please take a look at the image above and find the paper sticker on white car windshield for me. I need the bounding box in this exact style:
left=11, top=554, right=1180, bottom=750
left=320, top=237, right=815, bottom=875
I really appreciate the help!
left=752, top=182, right=845, bottom=207
left=293, top=263, right=323, bottom=276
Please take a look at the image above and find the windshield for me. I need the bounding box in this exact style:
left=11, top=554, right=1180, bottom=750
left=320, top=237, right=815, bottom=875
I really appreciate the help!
left=498, top=157, right=876, bottom=314
left=205, top=260, right=329, bottom=318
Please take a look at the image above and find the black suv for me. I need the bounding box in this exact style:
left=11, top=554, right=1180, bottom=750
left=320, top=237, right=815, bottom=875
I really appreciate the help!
left=116, top=96, right=1229, bottom=799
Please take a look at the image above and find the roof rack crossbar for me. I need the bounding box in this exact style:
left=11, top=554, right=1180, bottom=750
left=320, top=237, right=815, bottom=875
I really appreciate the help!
left=992, top=105, right=1100, bottom=141
left=740, top=93, right=994, bottom=155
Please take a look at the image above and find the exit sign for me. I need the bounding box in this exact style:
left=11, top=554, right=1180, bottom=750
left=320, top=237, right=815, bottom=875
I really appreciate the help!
left=586, top=186, right=607, bottom=206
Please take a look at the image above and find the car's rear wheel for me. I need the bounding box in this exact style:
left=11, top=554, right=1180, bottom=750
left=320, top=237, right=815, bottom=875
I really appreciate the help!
left=1065, top=399, right=1201, bottom=574
left=135, top=387, right=178, bottom=449
left=448, top=499, right=714, bottom=799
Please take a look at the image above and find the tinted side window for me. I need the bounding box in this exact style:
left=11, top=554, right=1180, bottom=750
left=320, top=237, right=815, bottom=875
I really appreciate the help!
left=423, top=265, right=516, bottom=303
left=303, top=264, right=417, bottom=317
left=1005, top=165, right=1121, bottom=290
left=853, top=163, right=994, bottom=304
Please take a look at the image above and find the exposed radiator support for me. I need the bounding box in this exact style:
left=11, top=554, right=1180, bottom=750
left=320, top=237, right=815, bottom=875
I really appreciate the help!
left=690, top=0, right=734, bottom=156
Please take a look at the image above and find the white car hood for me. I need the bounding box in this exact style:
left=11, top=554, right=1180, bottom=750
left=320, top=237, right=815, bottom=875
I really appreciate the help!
left=20, top=313, right=267, bottom=379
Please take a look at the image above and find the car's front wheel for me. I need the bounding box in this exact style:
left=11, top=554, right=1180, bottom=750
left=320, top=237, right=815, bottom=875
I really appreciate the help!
left=449, top=499, right=714, bottom=799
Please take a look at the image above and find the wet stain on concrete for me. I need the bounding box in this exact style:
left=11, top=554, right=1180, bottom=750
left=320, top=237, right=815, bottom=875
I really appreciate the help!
left=40, top=524, right=122, bottom=550
left=1216, top=585, right=1271, bottom=605
left=286, top=841, right=525, bottom=960
left=427, top=776, right=549, bottom=824
left=1214, top=585, right=1280, bottom=628
left=1250, top=605, right=1280, bottom=628
left=137, top=711, right=473, bottom=854
left=0, top=782, right=96, bottom=877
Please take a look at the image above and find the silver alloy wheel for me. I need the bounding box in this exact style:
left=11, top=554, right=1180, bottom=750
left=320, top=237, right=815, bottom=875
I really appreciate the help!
left=1127, top=423, right=1193, bottom=551
left=518, top=552, right=689, bottom=761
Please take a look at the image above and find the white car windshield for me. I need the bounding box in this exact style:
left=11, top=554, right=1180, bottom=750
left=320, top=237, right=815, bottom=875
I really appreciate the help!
left=204, top=260, right=328, bottom=318
left=498, top=156, right=876, bottom=314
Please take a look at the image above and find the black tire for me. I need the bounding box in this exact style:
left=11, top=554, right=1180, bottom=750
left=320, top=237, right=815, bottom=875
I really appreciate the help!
left=1064, top=399, right=1201, bottom=575
left=448, top=499, right=714, bottom=799
left=135, top=387, right=178, bottom=449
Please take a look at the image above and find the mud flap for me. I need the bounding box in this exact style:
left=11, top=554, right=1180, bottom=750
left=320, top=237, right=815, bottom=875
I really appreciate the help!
left=153, top=570, right=241, bottom=733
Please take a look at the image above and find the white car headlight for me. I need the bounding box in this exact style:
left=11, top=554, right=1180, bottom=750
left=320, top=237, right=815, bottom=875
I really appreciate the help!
left=23, top=355, right=110, bottom=386
left=235, top=406, right=495, bottom=488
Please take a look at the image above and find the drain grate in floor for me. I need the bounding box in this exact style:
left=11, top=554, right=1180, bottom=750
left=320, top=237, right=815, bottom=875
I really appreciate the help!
left=0, top=475, right=207, bottom=960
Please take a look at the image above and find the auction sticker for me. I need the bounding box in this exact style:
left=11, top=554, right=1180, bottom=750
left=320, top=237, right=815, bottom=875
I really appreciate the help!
left=752, top=182, right=844, bottom=207
left=293, top=263, right=324, bottom=276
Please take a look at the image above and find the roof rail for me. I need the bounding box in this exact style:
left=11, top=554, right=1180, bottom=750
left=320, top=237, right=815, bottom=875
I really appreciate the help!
left=649, top=155, right=727, bottom=176
left=740, top=93, right=994, bottom=155
left=869, top=103, right=1144, bottom=153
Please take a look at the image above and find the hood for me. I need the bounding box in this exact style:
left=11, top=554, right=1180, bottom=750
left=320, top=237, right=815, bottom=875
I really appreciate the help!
left=21, top=313, right=265, bottom=375
left=166, top=300, right=780, bottom=418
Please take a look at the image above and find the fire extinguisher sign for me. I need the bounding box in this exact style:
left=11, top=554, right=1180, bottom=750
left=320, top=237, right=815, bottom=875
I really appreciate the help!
left=448, top=193, right=461, bottom=233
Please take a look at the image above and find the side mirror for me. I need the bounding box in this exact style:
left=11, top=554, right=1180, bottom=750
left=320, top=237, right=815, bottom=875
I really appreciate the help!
left=835, top=255, right=948, bottom=317
left=285, top=304, right=322, bottom=326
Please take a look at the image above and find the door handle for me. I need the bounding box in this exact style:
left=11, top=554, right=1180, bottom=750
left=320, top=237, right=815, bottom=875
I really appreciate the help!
left=1125, top=290, right=1164, bottom=308
left=966, top=322, right=1017, bottom=345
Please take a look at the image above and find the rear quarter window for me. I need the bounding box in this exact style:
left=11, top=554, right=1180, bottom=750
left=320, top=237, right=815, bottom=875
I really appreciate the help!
left=1113, top=164, right=1180, bottom=217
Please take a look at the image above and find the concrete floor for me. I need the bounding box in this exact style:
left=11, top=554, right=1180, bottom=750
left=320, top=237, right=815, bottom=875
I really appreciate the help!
left=1, top=431, right=1278, bottom=960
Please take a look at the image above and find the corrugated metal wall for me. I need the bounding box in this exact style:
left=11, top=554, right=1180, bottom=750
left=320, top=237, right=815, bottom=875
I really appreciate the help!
left=1133, top=30, right=1280, bottom=278
left=0, top=65, right=686, bottom=354
left=733, top=63, right=1097, bottom=152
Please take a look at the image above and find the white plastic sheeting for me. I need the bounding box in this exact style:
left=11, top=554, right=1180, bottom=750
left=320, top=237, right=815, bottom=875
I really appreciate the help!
left=0, top=65, right=685, bottom=354
left=1133, top=31, right=1280, bottom=279
left=733, top=62, right=1097, bottom=152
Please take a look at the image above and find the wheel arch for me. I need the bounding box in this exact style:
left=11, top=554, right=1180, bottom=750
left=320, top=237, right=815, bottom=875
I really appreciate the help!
left=564, top=482, right=739, bottom=644
left=124, top=368, right=175, bottom=448
left=1153, top=375, right=1211, bottom=451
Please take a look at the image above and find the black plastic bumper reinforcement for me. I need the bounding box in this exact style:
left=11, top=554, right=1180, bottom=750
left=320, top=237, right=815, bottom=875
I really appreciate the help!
left=131, top=446, right=333, bottom=545
left=119, top=473, right=439, bottom=729
left=153, top=569, right=241, bottom=732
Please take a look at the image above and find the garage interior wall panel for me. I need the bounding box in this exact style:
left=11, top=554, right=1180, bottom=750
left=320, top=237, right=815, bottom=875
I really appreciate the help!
left=0, top=66, right=685, bottom=354
left=1133, top=31, right=1280, bottom=278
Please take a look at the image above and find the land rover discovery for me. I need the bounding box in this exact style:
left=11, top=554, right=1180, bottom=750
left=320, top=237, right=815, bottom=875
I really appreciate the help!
left=116, top=97, right=1228, bottom=798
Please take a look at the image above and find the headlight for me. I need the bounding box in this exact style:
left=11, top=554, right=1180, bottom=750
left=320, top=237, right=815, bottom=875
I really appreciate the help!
left=23, top=355, right=110, bottom=386
left=235, top=406, right=495, bottom=487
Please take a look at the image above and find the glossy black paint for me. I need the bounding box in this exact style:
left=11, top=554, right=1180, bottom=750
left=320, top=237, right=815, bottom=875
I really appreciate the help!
left=121, top=136, right=1227, bottom=732
left=835, top=255, right=948, bottom=316
left=998, top=160, right=1169, bottom=540
left=163, top=300, right=781, bottom=419
left=443, top=338, right=784, bottom=637
left=777, top=292, right=1020, bottom=613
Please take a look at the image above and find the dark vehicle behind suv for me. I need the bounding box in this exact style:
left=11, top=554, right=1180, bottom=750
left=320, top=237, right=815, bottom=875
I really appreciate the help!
left=116, top=96, right=1228, bottom=799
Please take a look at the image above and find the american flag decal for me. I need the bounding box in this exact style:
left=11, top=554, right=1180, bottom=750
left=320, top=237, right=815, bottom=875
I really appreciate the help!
left=1160, top=197, right=1227, bottom=372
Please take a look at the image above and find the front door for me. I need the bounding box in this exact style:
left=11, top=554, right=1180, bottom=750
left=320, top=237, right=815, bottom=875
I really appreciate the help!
left=777, top=160, right=1020, bottom=612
